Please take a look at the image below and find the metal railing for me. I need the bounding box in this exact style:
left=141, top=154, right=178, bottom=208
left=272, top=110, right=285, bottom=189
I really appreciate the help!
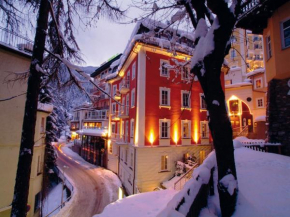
left=239, top=0, right=261, bottom=16
left=233, top=125, right=249, bottom=138
left=173, top=162, right=199, bottom=191
left=84, top=110, right=108, bottom=120
left=0, top=27, right=33, bottom=53
left=120, top=79, right=130, bottom=89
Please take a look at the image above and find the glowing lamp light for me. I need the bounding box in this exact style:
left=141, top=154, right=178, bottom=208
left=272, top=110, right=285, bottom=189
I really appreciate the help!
left=149, top=132, right=154, bottom=145
left=174, top=130, right=178, bottom=145
left=194, top=131, right=198, bottom=144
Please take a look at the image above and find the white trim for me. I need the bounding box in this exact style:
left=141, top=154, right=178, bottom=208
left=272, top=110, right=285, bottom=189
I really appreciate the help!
left=200, top=93, right=206, bottom=110
left=256, top=97, right=264, bottom=108
left=160, top=59, right=170, bottom=77
left=160, top=155, right=169, bottom=171
left=126, top=94, right=130, bottom=115
left=254, top=77, right=263, bottom=89
left=181, top=120, right=191, bottom=139
left=130, top=119, right=134, bottom=138
left=181, top=90, right=191, bottom=108
left=159, top=87, right=171, bottom=106
left=200, top=121, right=209, bottom=139
left=181, top=66, right=190, bottom=80
left=281, top=18, right=290, bottom=49
left=159, top=119, right=171, bottom=139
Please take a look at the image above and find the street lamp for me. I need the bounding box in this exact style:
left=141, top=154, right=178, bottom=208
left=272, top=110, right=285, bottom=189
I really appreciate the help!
left=61, top=165, right=69, bottom=208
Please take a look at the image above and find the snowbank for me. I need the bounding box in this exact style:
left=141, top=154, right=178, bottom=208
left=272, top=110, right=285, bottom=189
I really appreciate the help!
left=37, top=102, right=54, bottom=113
left=246, top=68, right=265, bottom=77
left=76, top=128, right=108, bottom=137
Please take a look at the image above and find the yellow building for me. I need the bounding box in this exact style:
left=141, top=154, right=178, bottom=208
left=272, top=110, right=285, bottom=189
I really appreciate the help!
left=225, top=28, right=267, bottom=139
left=0, top=29, right=52, bottom=216
left=237, top=0, right=290, bottom=155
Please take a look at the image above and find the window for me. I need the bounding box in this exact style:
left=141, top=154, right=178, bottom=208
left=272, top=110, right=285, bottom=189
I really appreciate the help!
left=181, top=120, right=191, bottom=138
left=281, top=19, right=290, bottom=48
left=182, top=67, right=190, bottom=80
left=160, top=119, right=170, bottom=139
left=130, top=152, right=133, bottom=168
left=225, top=80, right=232, bottom=85
left=121, top=121, right=124, bottom=138
left=125, top=148, right=128, bottom=163
left=160, top=60, right=169, bottom=77
left=266, top=36, right=272, bottom=59
left=117, top=122, right=120, bottom=136
left=112, top=103, right=116, bottom=114
left=34, top=192, right=41, bottom=213
left=201, top=121, right=209, bottom=138
left=126, top=94, right=129, bottom=115
left=200, top=93, right=207, bottom=110
left=37, top=156, right=41, bottom=175
left=132, top=62, right=136, bottom=80
left=130, top=119, right=134, bottom=138
left=257, top=98, right=264, bottom=108
left=113, top=84, right=117, bottom=96
left=40, top=117, right=45, bottom=133
left=121, top=97, right=125, bottom=114
left=161, top=155, right=168, bottom=171
left=111, top=122, right=116, bottom=134
left=254, top=78, right=262, bottom=89
left=125, top=121, right=129, bottom=142
left=109, top=142, right=112, bottom=153
left=131, top=88, right=135, bottom=107
left=230, top=49, right=236, bottom=59
left=127, top=70, right=131, bottom=81
left=182, top=91, right=190, bottom=107
left=160, top=87, right=170, bottom=106
left=231, top=36, right=237, bottom=43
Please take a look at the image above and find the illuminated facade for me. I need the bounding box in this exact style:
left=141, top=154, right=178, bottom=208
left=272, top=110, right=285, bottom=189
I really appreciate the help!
left=106, top=21, right=217, bottom=195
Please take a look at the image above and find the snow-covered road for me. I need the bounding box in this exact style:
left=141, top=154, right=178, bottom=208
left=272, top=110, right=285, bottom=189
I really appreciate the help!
left=53, top=143, right=121, bottom=217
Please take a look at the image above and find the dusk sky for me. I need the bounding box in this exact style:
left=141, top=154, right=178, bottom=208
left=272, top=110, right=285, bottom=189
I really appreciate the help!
left=76, top=0, right=140, bottom=67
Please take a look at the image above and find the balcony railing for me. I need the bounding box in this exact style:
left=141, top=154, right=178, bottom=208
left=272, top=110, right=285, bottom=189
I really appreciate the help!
left=0, top=27, right=33, bottom=53
left=239, top=0, right=261, bottom=17
left=84, top=110, right=108, bottom=120
left=72, top=116, right=80, bottom=121
left=119, top=79, right=130, bottom=94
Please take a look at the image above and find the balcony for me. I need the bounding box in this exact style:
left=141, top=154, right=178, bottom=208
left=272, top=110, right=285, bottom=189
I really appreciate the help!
left=119, top=79, right=130, bottom=94
left=71, top=116, right=80, bottom=121
left=0, top=27, right=33, bottom=53
left=84, top=110, right=108, bottom=120
left=119, top=109, right=129, bottom=119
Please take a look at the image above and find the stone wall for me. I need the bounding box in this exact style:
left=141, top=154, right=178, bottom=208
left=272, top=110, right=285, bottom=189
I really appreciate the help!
left=266, top=78, right=290, bottom=155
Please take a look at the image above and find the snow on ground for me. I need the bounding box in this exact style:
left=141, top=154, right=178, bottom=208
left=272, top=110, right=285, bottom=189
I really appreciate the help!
left=42, top=183, right=67, bottom=217
left=93, top=146, right=290, bottom=217
left=199, top=148, right=290, bottom=217
left=94, top=189, right=178, bottom=217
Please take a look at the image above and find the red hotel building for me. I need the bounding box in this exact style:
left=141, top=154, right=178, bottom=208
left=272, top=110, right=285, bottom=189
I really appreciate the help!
left=106, top=20, right=221, bottom=195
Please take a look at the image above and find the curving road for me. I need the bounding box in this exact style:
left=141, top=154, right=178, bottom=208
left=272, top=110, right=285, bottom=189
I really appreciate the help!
left=53, top=144, right=120, bottom=217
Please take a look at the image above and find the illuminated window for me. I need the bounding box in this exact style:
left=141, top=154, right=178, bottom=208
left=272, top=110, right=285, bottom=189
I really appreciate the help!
left=257, top=98, right=264, bottom=108
left=182, top=91, right=190, bottom=108
left=281, top=19, right=290, bottom=49
left=254, top=78, right=262, bottom=89
left=159, top=119, right=170, bottom=139
left=181, top=120, right=191, bottom=138
left=200, top=121, right=209, bottom=139
left=161, top=155, right=168, bottom=171
left=132, top=62, right=136, bottom=79
left=229, top=100, right=239, bottom=115
left=160, top=60, right=169, bottom=77
left=160, top=87, right=170, bottom=106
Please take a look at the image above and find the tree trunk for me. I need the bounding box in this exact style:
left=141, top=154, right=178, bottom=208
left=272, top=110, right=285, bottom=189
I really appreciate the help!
left=11, top=0, right=50, bottom=216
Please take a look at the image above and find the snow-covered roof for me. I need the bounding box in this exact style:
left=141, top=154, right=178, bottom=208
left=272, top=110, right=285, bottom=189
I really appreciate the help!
left=246, top=68, right=264, bottom=77
left=37, top=102, right=53, bottom=113
left=225, top=81, right=252, bottom=88
left=76, top=128, right=108, bottom=137
left=255, top=115, right=266, bottom=122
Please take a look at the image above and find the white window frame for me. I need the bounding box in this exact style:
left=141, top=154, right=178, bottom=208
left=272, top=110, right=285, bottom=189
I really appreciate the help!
left=200, top=121, right=209, bottom=139
left=130, top=119, right=134, bottom=138
left=132, top=62, right=136, bottom=80
left=126, top=94, right=130, bottom=115
left=131, top=88, right=135, bottom=107
left=281, top=18, right=290, bottom=49
left=181, top=120, right=191, bottom=139
left=256, top=98, right=264, bottom=108
left=181, top=90, right=191, bottom=108
left=161, top=155, right=169, bottom=171
left=113, top=84, right=117, bottom=96
left=181, top=66, right=190, bottom=80
left=160, top=59, right=170, bottom=77
left=266, top=35, right=272, bottom=59
left=112, top=103, right=116, bottom=114
left=121, top=121, right=124, bottom=137
left=200, top=93, right=207, bottom=110
left=127, top=70, right=131, bottom=82
left=159, top=119, right=171, bottom=139
left=254, top=77, right=263, bottom=89
left=159, top=87, right=170, bottom=106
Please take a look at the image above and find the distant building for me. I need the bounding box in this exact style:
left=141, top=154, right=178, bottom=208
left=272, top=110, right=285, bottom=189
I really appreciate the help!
left=237, top=0, right=290, bottom=155
left=0, top=27, right=52, bottom=217
left=105, top=20, right=217, bottom=195
left=224, top=28, right=267, bottom=139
